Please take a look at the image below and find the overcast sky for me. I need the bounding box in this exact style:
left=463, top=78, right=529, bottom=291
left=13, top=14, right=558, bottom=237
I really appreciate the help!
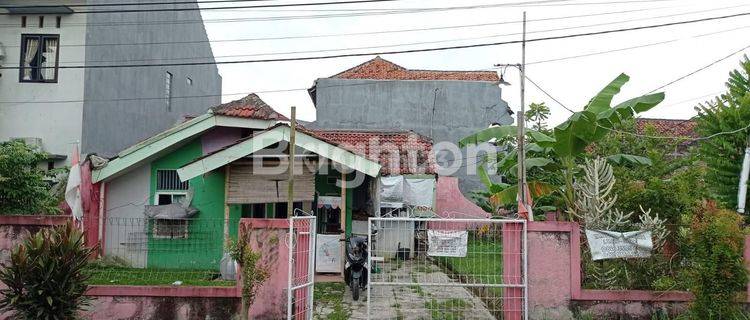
left=200, top=0, right=750, bottom=127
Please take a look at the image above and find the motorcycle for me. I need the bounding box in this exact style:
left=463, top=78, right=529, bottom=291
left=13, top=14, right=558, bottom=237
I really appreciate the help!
left=344, top=236, right=369, bottom=301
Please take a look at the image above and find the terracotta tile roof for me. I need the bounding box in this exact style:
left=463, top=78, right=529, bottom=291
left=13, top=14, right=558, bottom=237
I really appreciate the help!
left=311, top=129, right=436, bottom=175
left=635, top=118, right=697, bottom=138
left=211, top=94, right=289, bottom=121
left=330, top=56, right=499, bottom=82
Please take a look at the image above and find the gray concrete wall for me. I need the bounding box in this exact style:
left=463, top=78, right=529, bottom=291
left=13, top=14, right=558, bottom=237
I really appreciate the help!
left=311, top=78, right=513, bottom=193
left=81, top=0, right=222, bottom=157
left=104, top=164, right=150, bottom=268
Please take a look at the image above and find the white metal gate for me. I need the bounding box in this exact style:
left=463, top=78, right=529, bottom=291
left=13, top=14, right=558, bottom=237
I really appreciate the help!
left=367, top=217, right=527, bottom=320
left=287, top=215, right=317, bottom=320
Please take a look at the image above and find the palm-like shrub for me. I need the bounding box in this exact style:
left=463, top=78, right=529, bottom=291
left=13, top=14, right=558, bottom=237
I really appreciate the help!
left=696, top=57, right=750, bottom=209
left=0, top=222, right=95, bottom=320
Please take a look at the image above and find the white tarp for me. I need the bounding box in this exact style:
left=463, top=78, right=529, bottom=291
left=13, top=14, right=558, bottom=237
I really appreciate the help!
left=315, top=234, right=342, bottom=273
left=404, top=178, right=435, bottom=208
left=585, top=229, right=653, bottom=261
left=380, top=176, right=404, bottom=202
left=427, top=230, right=468, bottom=257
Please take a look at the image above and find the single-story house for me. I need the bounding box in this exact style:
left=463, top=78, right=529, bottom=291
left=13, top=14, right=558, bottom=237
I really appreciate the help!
left=87, top=93, right=441, bottom=272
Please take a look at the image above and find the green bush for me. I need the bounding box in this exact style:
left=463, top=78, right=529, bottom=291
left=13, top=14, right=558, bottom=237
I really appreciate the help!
left=0, top=222, right=95, bottom=320
left=683, top=202, right=747, bottom=319
left=0, top=141, right=62, bottom=215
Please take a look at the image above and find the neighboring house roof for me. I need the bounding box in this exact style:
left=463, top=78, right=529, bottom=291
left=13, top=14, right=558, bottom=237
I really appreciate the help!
left=211, top=94, right=289, bottom=121
left=635, top=118, right=697, bottom=138
left=311, top=129, right=436, bottom=175
left=177, top=124, right=382, bottom=180
left=329, top=56, right=500, bottom=82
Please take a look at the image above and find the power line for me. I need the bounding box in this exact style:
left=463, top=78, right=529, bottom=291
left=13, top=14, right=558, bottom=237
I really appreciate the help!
left=0, top=0, right=571, bottom=16
left=2, top=0, right=357, bottom=9
left=62, top=4, right=747, bottom=65
left=3, top=10, right=748, bottom=71
left=0, top=0, right=406, bottom=15
left=0, top=0, right=675, bottom=27
left=525, top=42, right=750, bottom=140
left=524, top=22, right=750, bottom=65
left=648, top=43, right=750, bottom=93
left=2, top=6, right=676, bottom=48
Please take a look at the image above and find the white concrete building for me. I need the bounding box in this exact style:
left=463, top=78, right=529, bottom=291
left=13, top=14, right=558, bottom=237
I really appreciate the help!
left=0, top=1, right=221, bottom=168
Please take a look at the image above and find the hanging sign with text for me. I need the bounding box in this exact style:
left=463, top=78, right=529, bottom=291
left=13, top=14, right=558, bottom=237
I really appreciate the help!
left=427, top=230, right=468, bottom=257
left=585, top=229, right=653, bottom=261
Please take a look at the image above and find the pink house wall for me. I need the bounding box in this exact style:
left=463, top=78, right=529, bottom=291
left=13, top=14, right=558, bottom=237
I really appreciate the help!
left=201, top=127, right=242, bottom=155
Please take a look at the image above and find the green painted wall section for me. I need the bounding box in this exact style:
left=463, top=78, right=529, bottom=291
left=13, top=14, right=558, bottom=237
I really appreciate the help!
left=315, top=168, right=353, bottom=236
left=147, top=139, right=239, bottom=270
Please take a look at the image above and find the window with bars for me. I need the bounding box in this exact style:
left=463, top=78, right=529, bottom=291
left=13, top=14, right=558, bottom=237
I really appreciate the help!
left=156, top=169, right=188, bottom=191
left=154, top=169, right=190, bottom=238
left=153, top=219, right=189, bottom=239
left=20, top=34, right=59, bottom=83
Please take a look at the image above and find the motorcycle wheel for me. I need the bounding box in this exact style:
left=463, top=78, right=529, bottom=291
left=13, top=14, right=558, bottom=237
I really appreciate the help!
left=351, top=281, right=360, bottom=301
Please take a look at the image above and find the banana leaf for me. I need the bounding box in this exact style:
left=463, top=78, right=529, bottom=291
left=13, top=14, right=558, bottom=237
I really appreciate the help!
left=489, top=181, right=556, bottom=206
left=458, top=125, right=517, bottom=147
left=606, top=154, right=653, bottom=166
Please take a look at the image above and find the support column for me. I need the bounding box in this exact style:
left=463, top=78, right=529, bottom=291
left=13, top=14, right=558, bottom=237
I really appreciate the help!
left=503, top=222, right=524, bottom=320
left=340, top=172, right=347, bottom=276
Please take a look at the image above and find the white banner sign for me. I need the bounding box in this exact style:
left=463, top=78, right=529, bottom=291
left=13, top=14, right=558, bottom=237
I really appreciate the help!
left=585, top=229, right=653, bottom=261
left=427, top=230, right=468, bottom=257
left=315, top=234, right=342, bottom=273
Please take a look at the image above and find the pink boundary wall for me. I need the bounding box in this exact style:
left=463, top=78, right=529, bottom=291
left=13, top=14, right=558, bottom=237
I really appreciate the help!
left=525, top=220, right=750, bottom=319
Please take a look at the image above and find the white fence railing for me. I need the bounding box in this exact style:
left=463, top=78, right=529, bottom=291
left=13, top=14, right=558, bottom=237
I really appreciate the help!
left=367, top=217, right=527, bottom=320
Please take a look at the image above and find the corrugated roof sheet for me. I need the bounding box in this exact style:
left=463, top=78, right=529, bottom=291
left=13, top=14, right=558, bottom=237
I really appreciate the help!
left=330, top=56, right=499, bottom=82
left=311, top=129, right=436, bottom=175
left=211, top=94, right=289, bottom=121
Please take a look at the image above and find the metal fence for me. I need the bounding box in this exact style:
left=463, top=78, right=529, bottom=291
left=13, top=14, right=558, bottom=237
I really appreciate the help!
left=89, top=217, right=237, bottom=287
left=287, top=215, right=317, bottom=320
left=367, top=217, right=527, bottom=320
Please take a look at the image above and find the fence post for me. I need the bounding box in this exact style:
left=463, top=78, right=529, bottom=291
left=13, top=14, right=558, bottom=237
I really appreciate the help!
left=745, top=236, right=750, bottom=303
left=502, top=222, right=524, bottom=320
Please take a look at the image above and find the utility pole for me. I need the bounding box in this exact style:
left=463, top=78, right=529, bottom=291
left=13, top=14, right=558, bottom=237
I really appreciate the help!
left=495, top=12, right=529, bottom=217
left=287, top=106, right=296, bottom=218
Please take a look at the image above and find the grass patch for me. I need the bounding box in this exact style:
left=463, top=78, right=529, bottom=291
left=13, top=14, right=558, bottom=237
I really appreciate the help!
left=313, top=282, right=351, bottom=320
left=85, top=266, right=235, bottom=286
left=424, top=298, right=472, bottom=320
left=435, top=237, right=503, bottom=286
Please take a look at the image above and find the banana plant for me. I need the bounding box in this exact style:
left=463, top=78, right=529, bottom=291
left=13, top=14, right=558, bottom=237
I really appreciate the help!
left=460, top=73, right=664, bottom=219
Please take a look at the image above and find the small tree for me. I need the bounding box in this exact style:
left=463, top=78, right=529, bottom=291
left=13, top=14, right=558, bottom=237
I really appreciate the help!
left=0, top=222, right=95, bottom=320
left=228, top=237, right=269, bottom=320
left=695, top=57, right=750, bottom=209
left=0, top=141, right=61, bottom=214
left=683, top=202, right=747, bottom=319
left=525, top=102, right=551, bottom=131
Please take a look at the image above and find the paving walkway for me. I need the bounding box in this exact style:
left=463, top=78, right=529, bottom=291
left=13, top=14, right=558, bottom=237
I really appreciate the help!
left=314, top=260, right=497, bottom=320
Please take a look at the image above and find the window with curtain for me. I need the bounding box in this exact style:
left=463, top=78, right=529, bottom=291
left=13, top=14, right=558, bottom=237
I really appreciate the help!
left=20, top=34, right=59, bottom=83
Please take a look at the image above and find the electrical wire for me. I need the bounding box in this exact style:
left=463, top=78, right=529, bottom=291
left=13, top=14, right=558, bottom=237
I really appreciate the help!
left=3, top=11, right=749, bottom=71
left=0, top=0, right=407, bottom=15
left=2, top=0, right=394, bottom=9
left=0, top=0, right=572, bottom=16
left=1, top=6, right=676, bottom=48
left=0, top=0, right=680, bottom=27
left=65, top=4, right=750, bottom=65
left=524, top=42, right=750, bottom=142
